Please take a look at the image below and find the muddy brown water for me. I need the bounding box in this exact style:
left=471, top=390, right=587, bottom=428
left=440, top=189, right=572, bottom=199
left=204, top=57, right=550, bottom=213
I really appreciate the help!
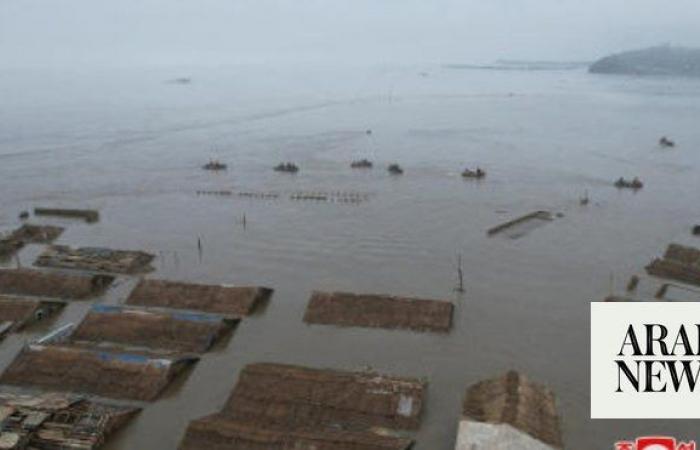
left=2, top=65, right=700, bottom=449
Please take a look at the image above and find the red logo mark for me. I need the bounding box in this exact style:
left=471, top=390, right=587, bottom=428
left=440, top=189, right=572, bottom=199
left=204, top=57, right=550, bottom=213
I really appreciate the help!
left=616, top=437, right=696, bottom=450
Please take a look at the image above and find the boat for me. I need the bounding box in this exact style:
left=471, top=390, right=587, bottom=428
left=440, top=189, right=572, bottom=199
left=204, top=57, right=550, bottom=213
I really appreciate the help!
left=659, top=136, right=676, bottom=148
left=461, top=167, right=486, bottom=179
left=350, top=159, right=373, bottom=169
left=202, top=160, right=227, bottom=171
left=614, top=177, right=643, bottom=190
left=273, top=162, right=299, bottom=173
left=387, top=164, right=404, bottom=175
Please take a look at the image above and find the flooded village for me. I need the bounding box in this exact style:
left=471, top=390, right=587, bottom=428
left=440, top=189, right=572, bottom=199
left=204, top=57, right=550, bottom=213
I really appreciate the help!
left=2, top=109, right=700, bottom=449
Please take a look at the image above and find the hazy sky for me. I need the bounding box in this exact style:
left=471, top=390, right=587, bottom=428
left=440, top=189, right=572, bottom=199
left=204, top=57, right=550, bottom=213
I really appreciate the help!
left=2, top=0, right=699, bottom=68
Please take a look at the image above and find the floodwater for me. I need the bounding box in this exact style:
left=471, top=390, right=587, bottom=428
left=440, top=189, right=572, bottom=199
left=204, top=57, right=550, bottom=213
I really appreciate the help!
left=2, top=64, right=700, bottom=449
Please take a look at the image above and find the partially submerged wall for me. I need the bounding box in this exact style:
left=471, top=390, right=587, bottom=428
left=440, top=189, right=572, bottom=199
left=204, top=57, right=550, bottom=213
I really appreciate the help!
left=34, top=207, right=100, bottom=223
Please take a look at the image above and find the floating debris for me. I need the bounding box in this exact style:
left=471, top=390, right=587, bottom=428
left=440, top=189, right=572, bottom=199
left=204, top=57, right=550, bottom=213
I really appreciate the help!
left=18, top=211, right=29, bottom=220
left=127, top=279, right=272, bottom=316
left=0, top=392, right=139, bottom=450
left=693, top=225, right=700, bottom=236
left=350, top=159, right=374, bottom=169
left=273, top=162, right=299, bottom=173
left=0, top=269, right=114, bottom=299
left=36, top=246, right=155, bottom=274
left=0, top=295, right=65, bottom=336
left=387, top=164, right=404, bottom=175
left=180, top=415, right=413, bottom=450
left=614, top=177, right=643, bottom=190
left=70, top=305, right=237, bottom=353
left=0, top=224, right=64, bottom=258
left=646, top=243, right=700, bottom=287
left=304, top=291, right=453, bottom=333
left=34, top=208, right=99, bottom=223
left=487, top=211, right=554, bottom=239
left=461, top=167, right=486, bottom=179
left=659, top=136, right=676, bottom=148
left=456, top=371, right=563, bottom=450
left=0, top=344, right=198, bottom=402
left=202, top=160, right=227, bottom=171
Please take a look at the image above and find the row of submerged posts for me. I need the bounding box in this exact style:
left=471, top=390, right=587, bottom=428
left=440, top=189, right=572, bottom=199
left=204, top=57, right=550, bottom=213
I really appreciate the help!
left=196, top=189, right=372, bottom=204
left=0, top=208, right=565, bottom=449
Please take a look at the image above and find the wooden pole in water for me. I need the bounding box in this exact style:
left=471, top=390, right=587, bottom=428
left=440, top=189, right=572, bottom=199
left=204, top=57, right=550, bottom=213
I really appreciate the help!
left=455, top=254, right=465, bottom=293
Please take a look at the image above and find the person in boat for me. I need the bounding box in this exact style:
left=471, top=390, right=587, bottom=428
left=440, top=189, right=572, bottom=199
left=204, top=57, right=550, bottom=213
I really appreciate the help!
left=659, top=136, right=675, bottom=147
left=388, top=164, right=403, bottom=174
left=274, top=162, right=299, bottom=173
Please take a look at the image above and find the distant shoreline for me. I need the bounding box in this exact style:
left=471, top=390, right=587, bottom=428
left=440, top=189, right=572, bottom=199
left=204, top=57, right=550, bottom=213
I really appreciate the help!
left=589, top=46, right=700, bottom=77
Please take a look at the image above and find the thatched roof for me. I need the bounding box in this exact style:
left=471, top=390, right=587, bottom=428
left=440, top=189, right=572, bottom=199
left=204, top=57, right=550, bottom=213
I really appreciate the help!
left=0, top=295, right=65, bottom=332
left=304, top=291, right=453, bottom=333
left=0, top=344, right=198, bottom=401
left=36, top=246, right=155, bottom=274
left=0, top=392, right=139, bottom=449
left=221, top=363, right=426, bottom=431
left=461, top=371, right=563, bottom=449
left=70, top=305, right=237, bottom=353
left=646, top=243, right=700, bottom=286
left=127, top=279, right=272, bottom=316
left=0, top=269, right=114, bottom=299
left=10, top=224, right=64, bottom=243
left=179, top=414, right=413, bottom=450
left=0, top=224, right=64, bottom=258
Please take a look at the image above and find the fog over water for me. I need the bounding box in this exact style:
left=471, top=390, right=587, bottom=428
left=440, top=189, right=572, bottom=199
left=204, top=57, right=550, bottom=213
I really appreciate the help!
left=2, top=1, right=700, bottom=450
left=2, top=0, right=700, bottom=67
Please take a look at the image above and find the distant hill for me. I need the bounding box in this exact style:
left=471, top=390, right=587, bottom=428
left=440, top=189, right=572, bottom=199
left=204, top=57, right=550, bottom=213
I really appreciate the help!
left=590, top=46, right=700, bottom=77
